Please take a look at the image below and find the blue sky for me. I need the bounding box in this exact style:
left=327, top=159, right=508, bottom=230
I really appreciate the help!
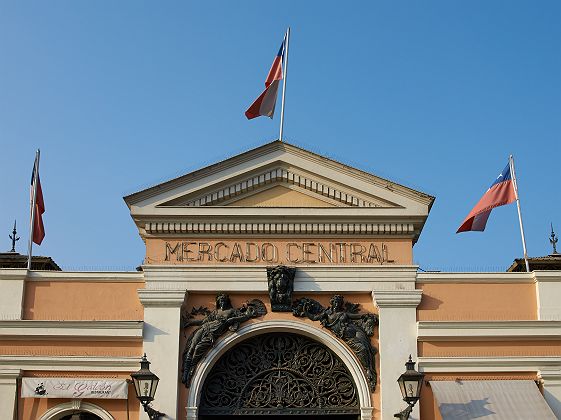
left=1, top=1, right=559, bottom=271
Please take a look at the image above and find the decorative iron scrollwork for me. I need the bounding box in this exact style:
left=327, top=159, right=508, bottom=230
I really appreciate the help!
left=293, top=295, right=379, bottom=390
left=199, top=333, right=360, bottom=416
left=181, top=294, right=267, bottom=387
left=267, top=265, right=296, bottom=312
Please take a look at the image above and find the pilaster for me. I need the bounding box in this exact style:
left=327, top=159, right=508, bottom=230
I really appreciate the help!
left=138, top=288, right=186, bottom=420
left=535, top=271, right=561, bottom=320
left=373, top=289, right=422, bottom=420
left=0, top=369, right=21, bottom=420
left=0, top=270, right=27, bottom=320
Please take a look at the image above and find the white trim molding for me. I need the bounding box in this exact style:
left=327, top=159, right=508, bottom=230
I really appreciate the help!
left=419, top=356, right=561, bottom=373
left=23, top=270, right=144, bottom=283
left=416, top=272, right=534, bottom=284
left=0, top=355, right=139, bottom=372
left=39, top=400, right=115, bottom=420
left=418, top=321, right=561, bottom=341
left=372, top=290, right=423, bottom=308
left=142, top=265, right=419, bottom=293
left=144, top=221, right=416, bottom=236
left=0, top=320, right=143, bottom=340
left=186, top=319, right=373, bottom=420
left=137, top=289, right=186, bottom=307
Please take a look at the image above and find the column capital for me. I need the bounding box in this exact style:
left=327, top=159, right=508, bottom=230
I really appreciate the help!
left=372, top=290, right=422, bottom=308
left=0, top=369, right=21, bottom=380
left=138, top=289, right=187, bottom=307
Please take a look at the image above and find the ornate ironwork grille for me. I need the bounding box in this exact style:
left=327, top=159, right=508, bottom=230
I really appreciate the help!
left=199, top=333, right=360, bottom=416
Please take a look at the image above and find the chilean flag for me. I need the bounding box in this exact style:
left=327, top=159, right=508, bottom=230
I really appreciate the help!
left=30, top=157, right=45, bottom=245
left=245, top=36, right=285, bottom=120
left=457, top=162, right=516, bottom=233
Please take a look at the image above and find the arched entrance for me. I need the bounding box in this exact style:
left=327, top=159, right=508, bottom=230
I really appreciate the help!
left=39, top=401, right=114, bottom=420
left=187, top=320, right=372, bottom=420
left=200, top=332, right=359, bottom=418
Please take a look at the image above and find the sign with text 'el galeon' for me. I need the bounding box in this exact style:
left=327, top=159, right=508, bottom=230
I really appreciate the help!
left=161, top=240, right=401, bottom=265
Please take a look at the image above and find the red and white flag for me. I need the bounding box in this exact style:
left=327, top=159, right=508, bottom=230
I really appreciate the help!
left=30, top=155, right=45, bottom=245
left=245, top=36, right=286, bottom=119
left=457, top=162, right=516, bottom=233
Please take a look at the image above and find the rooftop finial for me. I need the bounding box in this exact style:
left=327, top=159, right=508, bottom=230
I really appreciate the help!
left=550, top=223, right=559, bottom=255
left=549, top=223, right=559, bottom=255
left=9, top=220, right=19, bottom=253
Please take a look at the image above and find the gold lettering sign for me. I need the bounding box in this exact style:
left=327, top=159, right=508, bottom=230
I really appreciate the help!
left=163, top=241, right=396, bottom=265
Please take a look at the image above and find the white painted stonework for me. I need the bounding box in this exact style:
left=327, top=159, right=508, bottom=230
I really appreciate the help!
left=138, top=288, right=186, bottom=420
left=373, top=290, right=422, bottom=420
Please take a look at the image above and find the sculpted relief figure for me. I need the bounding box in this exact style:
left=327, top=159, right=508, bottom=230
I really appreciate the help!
left=292, top=294, right=379, bottom=390
left=267, top=265, right=296, bottom=312
left=181, top=293, right=267, bottom=387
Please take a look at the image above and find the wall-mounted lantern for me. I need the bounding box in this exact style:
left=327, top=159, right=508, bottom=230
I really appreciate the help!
left=394, top=355, right=425, bottom=420
left=130, top=353, right=165, bottom=419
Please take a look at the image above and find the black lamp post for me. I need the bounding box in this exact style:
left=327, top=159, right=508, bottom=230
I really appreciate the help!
left=130, top=353, right=166, bottom=419
left=394, top=355, right=425, bottom=420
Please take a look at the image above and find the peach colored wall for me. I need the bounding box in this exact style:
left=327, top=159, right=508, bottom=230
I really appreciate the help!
left=227, top=185, right=335, bottom=207
left=417, top=282, right=537, bottom=321
left=24, top=281, right=144, bottom=320
left=0, top=340, right=142, bottom=357
left=19, top=372, right=140, bottom=420
left=419, top=372, right=538, bottom=420
left=177, top=292, right=380, bottom=417
left=146, top=237, right=412, bottom=265
left=419, top=340, right=561, bottom=357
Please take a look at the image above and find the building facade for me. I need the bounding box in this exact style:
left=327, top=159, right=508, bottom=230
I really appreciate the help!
left=1, top=141, right=560, bottom=419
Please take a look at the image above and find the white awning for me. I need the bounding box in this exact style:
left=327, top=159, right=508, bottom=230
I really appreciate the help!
left=430, top=380, right=556, bottom=420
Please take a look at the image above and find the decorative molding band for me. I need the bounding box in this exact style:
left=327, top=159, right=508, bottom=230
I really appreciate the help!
left=0, top=369, right=22, bottom=379
left=138, top=289, right=186, bottom=307
left=372, top=290, right=423, bottom=308
left=0, top=270, right=28, bottom=281
left=418, top=356, right=561, bottom=373
left=177, top=168, right=384, bottom=208
left=0, top=320, right=143, bottom=340
left=416, top=272, right=535, bottom=284
left=142, top=265, right=418, bottom=293
left=418, top=321, right=561, bottom=341
left=534, top=271, right=561, bottom=282
left=144, top=221, right=415, bottom=236
left=0, top=355, right=139, bottom=372
left=22, top=271, right=144, bottom=283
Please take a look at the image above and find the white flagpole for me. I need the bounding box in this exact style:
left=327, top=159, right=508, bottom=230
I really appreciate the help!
left=279, top=27, right=290, bottom=142
left=27, top=150, right=40, bottom=270
left=509, top=154, right=530, bottom=272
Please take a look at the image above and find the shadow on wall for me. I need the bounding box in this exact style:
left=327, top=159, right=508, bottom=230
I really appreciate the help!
left=544, top=389, right=561, bottom=419
left=439, top=398, right=495, bottom=420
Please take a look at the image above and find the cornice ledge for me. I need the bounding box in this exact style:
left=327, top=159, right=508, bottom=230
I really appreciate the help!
left=0, top=320, right=144, bottom=339
left=417, top=320, right=561, bottom=341
left=0, top=269, right=28, bottom=281
left=0, top=356, right=139, bottom=371
left=533, top=271, right=561, bottom=282
left=416, top=272, right=535, bottom=284
left=419, top=356, right=561, bottom=372
left=0, top=368, right=22, bottom=379
left=372, top=289, right=422, bottom=308
left=138, top=288, right=186, bottom=307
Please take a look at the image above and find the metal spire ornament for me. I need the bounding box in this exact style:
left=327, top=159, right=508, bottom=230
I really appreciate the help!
left=9, top=220, right=19, bottom=253
left=550, top=223, right=559, bottom=255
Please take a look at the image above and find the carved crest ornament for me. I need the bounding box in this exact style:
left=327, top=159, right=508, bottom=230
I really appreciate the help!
left=181, top=267, right=379, bottom=393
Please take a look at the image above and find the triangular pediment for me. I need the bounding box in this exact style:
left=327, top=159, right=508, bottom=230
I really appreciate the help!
left=123, top=141, right=434, bottom=241
left=158, top=165, right=401, bottom=209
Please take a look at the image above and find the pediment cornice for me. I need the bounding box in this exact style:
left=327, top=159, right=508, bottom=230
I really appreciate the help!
left=161, top=166, right=398, bottom=208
